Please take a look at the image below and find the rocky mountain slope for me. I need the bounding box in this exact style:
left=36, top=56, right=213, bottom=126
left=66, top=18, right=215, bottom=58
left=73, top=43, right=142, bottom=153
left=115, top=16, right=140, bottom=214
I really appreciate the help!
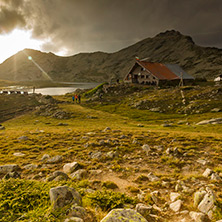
left=0, top=30, right=221, bottom=83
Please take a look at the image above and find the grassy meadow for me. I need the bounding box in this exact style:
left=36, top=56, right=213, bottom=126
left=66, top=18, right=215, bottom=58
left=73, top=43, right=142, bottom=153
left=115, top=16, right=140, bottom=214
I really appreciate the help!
left=0, top=83, right=222, bottom=221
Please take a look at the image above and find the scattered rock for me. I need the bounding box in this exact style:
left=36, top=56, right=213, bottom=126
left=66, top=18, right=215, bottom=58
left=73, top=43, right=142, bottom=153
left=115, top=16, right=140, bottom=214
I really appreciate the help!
left=70, top=169, right=87, bottom=180
left=169, top=200, right=182, bottom=212
left=102, top=127, right=111, bottom=132
left=63, top=162, right=79, bottom=174
left=89, top=151, right=102, bottom=160
left=49, top=186, right=82, bottom=210
left=68, top=205, right=88, bottom=221
left=197, top=159, right=208, bottom=166
left=106, top=151, right=119, bottom=159
left=18, top=136, right=29, bottom=141
left=142, top=144, right=150, bottom=156
left=57, top=122, right=68, bottom=126
left=0, top=125, right=5, bottom=130
left=0, top=164, right=21, bottom=174
left=135, top=203, right=153, bottom=221
left=46, top=155, right=63, bottom=164
left=189, top=211, right=207, bottom=222
left=211, top=108, right=221, bottom=112
left=203, top=168, right=213, bottom=177
left=170, top=192, right=180, bottom=202
left=100, top=208, right=148, bottom=222
left=210, top=172, right=222, bottom=181
left=41, top=154, right=50, bottom=161
left=47, top=171, right=69, bottom=181
left=198, top=188, right=216, bottom=214
left=4, top=171, right=21, bottom=180
left=13, top=152, right=25, bottom=157
left=147, top=172, right=160, bottom=182
left=194, top=189, right=207, bottom=208
left=196, top=118, right=222, bottom=125
left=64, top=217, right=83, bottom=222
left=23, top=164, right=38, bottom=170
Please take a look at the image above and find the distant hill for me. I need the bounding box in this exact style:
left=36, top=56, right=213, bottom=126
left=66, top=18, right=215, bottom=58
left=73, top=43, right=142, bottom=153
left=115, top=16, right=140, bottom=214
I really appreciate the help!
left=0, top=30, right=221, bottom=83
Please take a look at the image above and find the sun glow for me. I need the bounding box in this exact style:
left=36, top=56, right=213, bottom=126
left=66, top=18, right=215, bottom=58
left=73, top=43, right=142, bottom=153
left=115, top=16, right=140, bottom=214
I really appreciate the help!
left=0, top=29, right=44, bottom=64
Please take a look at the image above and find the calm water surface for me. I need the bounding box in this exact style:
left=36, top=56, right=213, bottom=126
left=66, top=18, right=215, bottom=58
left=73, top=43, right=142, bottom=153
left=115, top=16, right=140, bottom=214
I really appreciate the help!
left=27, top=83, right=100, bottom=95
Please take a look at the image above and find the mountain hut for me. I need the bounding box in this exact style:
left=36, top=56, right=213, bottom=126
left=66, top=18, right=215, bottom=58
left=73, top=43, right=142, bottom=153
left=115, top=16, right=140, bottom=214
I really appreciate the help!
left=124, top=59, right=194, bottom=86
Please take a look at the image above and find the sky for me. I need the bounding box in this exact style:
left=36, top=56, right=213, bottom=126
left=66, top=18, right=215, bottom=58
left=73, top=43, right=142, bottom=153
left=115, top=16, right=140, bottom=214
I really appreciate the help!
left=0, top=0, right=222, bottom=63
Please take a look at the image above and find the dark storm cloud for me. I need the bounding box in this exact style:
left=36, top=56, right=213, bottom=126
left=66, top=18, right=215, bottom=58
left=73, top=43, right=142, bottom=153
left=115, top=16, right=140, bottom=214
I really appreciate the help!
left=0, top=0, right=25, bottom=33
left=0, top=0, right=222, bottom=54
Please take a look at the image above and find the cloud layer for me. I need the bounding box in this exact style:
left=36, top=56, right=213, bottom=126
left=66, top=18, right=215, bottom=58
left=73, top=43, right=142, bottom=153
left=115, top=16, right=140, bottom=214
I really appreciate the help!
left=0, top=0, right=222, bottom=55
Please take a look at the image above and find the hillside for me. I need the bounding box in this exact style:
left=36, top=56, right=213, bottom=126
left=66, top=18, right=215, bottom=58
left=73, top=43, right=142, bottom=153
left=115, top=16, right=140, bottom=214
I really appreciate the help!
left=0, top=84, right=222, bottom=221
left=0, top=30, right=222, bottom=83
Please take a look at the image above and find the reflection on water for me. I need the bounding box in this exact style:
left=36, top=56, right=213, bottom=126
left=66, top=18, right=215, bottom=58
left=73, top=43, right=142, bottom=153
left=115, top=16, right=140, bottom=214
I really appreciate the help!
left=3, top=83, right=100, bottom=96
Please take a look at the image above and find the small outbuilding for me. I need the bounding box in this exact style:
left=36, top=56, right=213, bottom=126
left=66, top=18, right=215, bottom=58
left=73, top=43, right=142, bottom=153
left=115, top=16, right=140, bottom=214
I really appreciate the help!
left=124, top=59, right=194, bottom=86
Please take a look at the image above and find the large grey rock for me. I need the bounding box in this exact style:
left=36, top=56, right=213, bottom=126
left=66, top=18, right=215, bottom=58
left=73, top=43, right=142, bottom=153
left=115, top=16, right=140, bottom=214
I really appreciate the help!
left=70, top=169, right=87, bottom=180
left=198, top=188, right=216, bottom=214
left=4, top=171, right=21, bottom=180
left=100, top=208, right=148, bottom=222
left=47, top=171, right=69, bottom=181
left=203, top=168, right=213, bottom=177
left=63, top=162, right=79, bottom=174
left=49, top=186, right=82, bottom=210
left=135, top=203, right=152, bottom=220
left=68, top=205, right=88, bottom=220
left=194, top=190, right=206, bottom=208
left=189, top=211, right=207, bottom=222
left=170, top=192, right=180, bottom=202
left=47, top=155, right=63, bottom=164
left=23, top=164, right=38, bottom=170
left=211, top=172, right=222, bottom=181
left=0, top=164, right=21, bottom=174
left=170, top=200, right=182, bottom=212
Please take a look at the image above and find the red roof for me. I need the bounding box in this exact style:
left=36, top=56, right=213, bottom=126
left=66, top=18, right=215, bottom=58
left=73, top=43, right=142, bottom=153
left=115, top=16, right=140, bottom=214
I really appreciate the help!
left=138, top=61, right=180, bottom=80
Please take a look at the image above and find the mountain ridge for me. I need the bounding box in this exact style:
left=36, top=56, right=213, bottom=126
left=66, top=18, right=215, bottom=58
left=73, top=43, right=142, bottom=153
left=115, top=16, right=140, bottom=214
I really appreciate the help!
left=0, top=30, right=221, bottom=82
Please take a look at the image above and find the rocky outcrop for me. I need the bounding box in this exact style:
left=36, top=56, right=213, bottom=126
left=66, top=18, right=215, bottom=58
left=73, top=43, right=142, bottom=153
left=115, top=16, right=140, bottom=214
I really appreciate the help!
left=100, top=208, right=148, bottom=222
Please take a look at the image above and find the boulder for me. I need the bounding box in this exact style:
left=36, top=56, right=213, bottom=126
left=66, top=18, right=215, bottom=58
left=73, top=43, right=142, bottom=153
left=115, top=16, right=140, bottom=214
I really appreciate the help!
left=47, top=171, right=69, bottom=181
left=46, top=155, right=63, bottom=164
left=135, top=203, right=152, bottom=220
left=4, top=171, right=21, bottom=179
left=170, top=200, right=182, bottom=212
left=63, top=162, right=79, bottom=174
left=170, top=192, right=180, bottom=202
left=70, top=169, right=87, bottom=180
left=189, top=211, right=208, bottom=222
left=49, top=186, right=82, bottom=210
left=194, top=190, right=206, bottom=208
left=0, top=164, right=21, bottom=174
left=23, top=164, right=38, bottom=170
left=68, top=205, right=88, bottom=220
left=100, top=208, right=148, bottom=222
left=203, top=168, right=213, bottom=177
left=198, top=191, right=216, bottom=214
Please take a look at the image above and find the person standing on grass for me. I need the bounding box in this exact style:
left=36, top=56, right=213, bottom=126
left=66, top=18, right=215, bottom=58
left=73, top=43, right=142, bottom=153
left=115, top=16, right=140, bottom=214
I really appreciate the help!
left=75, top=94, right=78, bottom=103
left=78, top=94, right=81, bottom=104
left=72, top=96, right=75, bottom=102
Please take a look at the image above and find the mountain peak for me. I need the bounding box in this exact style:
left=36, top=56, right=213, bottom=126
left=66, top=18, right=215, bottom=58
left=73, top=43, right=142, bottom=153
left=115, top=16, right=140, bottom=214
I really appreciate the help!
left=154, top=30, right=195, bottom=44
